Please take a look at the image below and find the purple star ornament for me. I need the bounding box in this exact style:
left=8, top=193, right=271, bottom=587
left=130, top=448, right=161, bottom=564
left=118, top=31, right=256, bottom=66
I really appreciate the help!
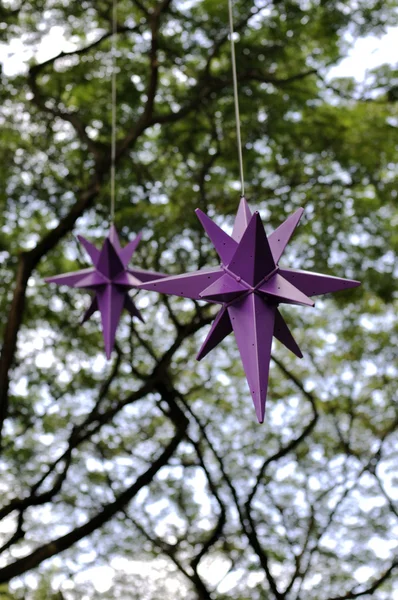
left=45, top=225, right=165, bottom=359
left=138, top=199, right=360, bottom=423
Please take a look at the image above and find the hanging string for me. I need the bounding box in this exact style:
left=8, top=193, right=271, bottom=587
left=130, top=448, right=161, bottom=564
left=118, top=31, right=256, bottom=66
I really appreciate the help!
left=110, top=0, right=118, bottom=222
left=228, top=0, right=245, bottom=198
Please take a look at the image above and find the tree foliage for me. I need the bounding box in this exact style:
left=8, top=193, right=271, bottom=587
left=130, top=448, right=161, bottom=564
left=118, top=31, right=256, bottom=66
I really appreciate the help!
left=0, top=0, right=397, bottom=599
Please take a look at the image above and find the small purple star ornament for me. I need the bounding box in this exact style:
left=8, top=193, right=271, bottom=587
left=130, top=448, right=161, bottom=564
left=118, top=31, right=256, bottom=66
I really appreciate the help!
left=138, top=198, right=360, bottom=423
left=46, top=225, right=165, bottom=359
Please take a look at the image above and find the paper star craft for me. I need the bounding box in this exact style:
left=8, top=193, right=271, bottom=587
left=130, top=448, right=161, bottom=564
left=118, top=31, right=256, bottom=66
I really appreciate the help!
left=46, top=225, right=165, bottom=359
left=138, top=198, right=360, bottom=422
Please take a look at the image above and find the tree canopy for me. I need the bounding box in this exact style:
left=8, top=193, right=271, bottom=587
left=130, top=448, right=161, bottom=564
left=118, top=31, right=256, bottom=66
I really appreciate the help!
left=0, top=0, right=397, bottom=598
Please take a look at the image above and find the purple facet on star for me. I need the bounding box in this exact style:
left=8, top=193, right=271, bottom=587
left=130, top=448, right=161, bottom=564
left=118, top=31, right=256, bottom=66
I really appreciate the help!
left=138, top=198, right=361, bottom=422
left=46, top=225, right=165, bottom=359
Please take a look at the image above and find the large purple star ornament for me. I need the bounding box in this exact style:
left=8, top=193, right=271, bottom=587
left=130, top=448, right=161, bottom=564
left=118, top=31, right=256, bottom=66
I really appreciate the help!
left=45, top=225, right=165, bottom=359
left=138, top=199, right=360, bottom=423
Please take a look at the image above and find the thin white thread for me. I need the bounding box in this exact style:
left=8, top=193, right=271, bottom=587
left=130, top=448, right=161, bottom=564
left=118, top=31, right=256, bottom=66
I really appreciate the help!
left=110, top=0, right=118, bottom=221
left=228, top=0, right=245, bottom=198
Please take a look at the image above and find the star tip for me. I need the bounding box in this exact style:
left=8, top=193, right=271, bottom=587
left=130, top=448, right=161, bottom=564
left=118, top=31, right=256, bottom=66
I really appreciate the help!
left=255, top=407, right=266, bottom=423
left=77, top=233, right=90, bottom=241
left=297, top=207, right=305, bottom=217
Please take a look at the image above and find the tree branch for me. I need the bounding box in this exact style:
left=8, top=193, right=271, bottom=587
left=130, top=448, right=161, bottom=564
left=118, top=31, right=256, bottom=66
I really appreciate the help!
left=0, top=313, right=211, bottom=529
left=0, top=409, right=187, bottom=583
left=245, top=354, right=318, bottom=512
left=0, top=179, right=101, bottom=447
left=0, top=0, right=176, bottom=444
left=327, top=558, right=398, bottom=600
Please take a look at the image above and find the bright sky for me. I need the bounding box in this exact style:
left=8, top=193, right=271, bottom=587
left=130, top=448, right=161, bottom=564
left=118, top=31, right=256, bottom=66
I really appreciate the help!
left=327, top=26, right=398, bottom=81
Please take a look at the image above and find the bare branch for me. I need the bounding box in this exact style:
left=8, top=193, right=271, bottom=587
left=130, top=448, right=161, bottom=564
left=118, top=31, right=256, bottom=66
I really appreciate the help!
left=327, top=559, right=398, bottom=600
left=28, top=25, right=137, bottom=75
left=0, top=410, right=187, bottom=583
left=245, top=354, right=318, bottom=512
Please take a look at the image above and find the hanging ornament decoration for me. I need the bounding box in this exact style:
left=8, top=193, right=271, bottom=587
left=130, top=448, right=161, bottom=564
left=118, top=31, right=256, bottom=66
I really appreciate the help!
left=45, top=0, right=165, bottom=358
left=136, top=0, right=361, bottom=422
left=137, top=200, right=360, bottom=422
left=45, top=227, right=165, bottom=358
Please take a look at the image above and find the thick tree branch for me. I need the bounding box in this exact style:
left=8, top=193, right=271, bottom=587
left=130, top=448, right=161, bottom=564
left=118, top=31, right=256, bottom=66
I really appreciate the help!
left=0, top=179, right=101, bottom=447
left=0, top=312, right=211, bottom=528
left=0, top=407, right=187, bottom=583
left=0, top=1, right=175, bottom=444
left=0, top=351, right=122, bottom=523
left=0, top=511, right=25, bottom=555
